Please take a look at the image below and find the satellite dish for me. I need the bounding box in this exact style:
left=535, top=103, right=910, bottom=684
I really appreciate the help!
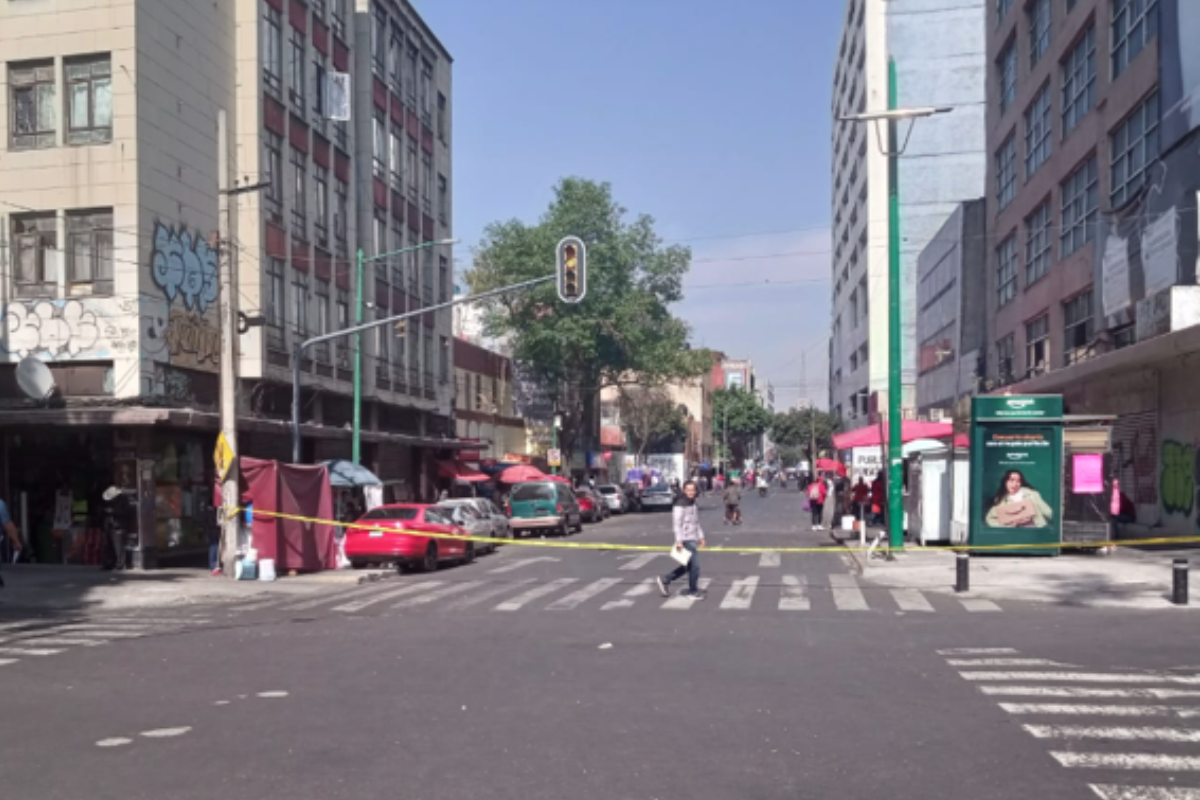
left=16, top=356, right=57, bottom=402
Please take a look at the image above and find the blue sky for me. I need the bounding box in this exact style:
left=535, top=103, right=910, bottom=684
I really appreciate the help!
left=419, top=0, right=841, bottom=409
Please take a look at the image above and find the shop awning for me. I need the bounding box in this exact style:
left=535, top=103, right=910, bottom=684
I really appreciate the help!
left=437, top=460, right=490, bottom=482
left=322, top=459, right=383, bottom=487
left=832, top=420, right=953, bottom=450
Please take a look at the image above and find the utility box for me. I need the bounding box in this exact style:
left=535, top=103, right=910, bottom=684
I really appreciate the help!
left=969, top=395, right=1064, bottom=556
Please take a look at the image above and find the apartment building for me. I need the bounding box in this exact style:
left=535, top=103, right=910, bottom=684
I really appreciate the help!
left=828, top=0, right=986, bottom=428
left=0, top=0, right=458, bottom=566
left=453, top=339, right=525, bottom=464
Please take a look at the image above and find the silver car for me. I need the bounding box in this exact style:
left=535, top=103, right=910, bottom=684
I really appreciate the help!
left=596, top=484, right=628, bottom=514
left=640, top=483, right=675, bottom=511
left=465, top=497, right=513, bottom=545
left=436, top=501, right=497, bottom=555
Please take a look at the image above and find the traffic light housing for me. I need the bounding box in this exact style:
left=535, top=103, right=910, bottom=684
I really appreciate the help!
left=556, top=236, right=587, bottom=304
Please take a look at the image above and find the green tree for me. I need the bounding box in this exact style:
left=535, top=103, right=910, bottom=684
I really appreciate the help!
left=711, top=387, right=772, bottom=465
left=770, top=407, right=841, bottom=461
left=618, top=386, right=688, bottom=460
left=466, top=178, right=710, bottom=461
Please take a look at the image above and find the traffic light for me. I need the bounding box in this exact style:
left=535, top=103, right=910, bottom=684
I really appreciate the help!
left=395, top=319, right=407, bottom=338
left=556, top=235, right=587, bottom=304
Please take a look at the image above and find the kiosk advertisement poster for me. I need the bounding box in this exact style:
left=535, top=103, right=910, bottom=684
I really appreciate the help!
left=970, top=396, right=1063, bottom=555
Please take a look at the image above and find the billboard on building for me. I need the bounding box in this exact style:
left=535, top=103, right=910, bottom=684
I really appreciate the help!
left=1160, top=0, right=1200, bottom=153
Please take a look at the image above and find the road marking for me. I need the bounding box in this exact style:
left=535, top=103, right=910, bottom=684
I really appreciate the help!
left=829, top=574, right=868, bottom=611
left=140, top=727, right=192, bottom=739
left=981, top=686, right=1200, bottom=699
left=1028, top=724, right=1200, bottom=742
left=493, top=579, right=578, bottom=611
left=662, top=578, right=712, bottom=610
left=619, top=553, right=664, bottom=571
left=547, top=578, right=623, bottom=610
left=946, top=658, right=1070, bottom=667
left=1090, top=785, right=1200, bottom=799
left=719, top=576, right=759, bottom=610
left=392, top=581, right=486, bottom=608
left=0, top=647, right=62, bottom=656
left=43, top=628, right=149, bottom=638
left=891, top=589, right=934, bottom=613
left=442, top=579, right=535, bottom=611
left=960, top=672, right=1200, bottom=685
left=938, top=648, right=1020, bottom=655
left=487, top=557, right=560, bottom=574
left=601, top=579, right=655, bottom=610
left=0, top=659, right=16, bottom=666
left=96, top=738, right=133, bottom=747
left=257, top=691, right=289, bottom=698
left=17, top=637, right=108, bottom=647
left=779, top=575, right=810, bottom=610
left=758, top=551, right=781, bottom=568
left=333, top=582, right=443, bottom=613
left=1001, top=703, right=1198, bottom=718
left=1051, top=752, right=1200, bottom=771
left=278, top=585, right=382, bottom=611
left=959, top=599, right=1002, bottom=612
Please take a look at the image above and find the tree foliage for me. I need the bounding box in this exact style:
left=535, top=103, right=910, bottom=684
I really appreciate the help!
left=618, top=386, right=688, bottom=459
left=711, top=387, right=772, bottom=463
left=770, top=407, right=841, bottom=460
left=466, top=178, right=710, bottom=458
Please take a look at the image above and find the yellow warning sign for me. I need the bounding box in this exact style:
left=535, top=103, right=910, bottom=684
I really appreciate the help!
left=214, top=432, right=236, bottom=482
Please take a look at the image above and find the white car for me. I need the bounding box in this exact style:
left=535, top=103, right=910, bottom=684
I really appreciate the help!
left=596, top=484, right=628, bottom=514
left=436, top=501, right=497, bottom=555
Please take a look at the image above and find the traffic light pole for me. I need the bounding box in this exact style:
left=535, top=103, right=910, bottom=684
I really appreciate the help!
left=291, top=274, right=555, bottom=464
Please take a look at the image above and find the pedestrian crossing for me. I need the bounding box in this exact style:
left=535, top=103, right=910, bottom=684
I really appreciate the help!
left=234, top=569, right=1009, bottom=616
left=0, top=614, right=212, bottom=669
left=940, top=646, right=1200, bottom=797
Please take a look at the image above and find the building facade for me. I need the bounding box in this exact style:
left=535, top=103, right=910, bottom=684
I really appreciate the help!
left=828, top=0, right=987, bottom=428
left=452, top=339, right=525, bottom=463
left=0, top=0, right=458, bottom=567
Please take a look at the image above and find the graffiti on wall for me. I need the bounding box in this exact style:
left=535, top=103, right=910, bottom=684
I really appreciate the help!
left=1160, top=440, right=1196, bottom=516
left=3, top=300, right=102, bottom=357
left=150, top=223, right=219, bottom=314
left=164, top=310, right=220, bottom=369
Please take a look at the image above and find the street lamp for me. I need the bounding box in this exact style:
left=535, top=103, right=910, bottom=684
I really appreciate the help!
left=838, top=59, right=951, bottom=553
left=352, top=238, right=458, bottom=464
left=552, top=413, right=563, bottom=476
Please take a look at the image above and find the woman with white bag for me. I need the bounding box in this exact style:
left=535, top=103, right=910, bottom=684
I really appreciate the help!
left=656, top=480, right=706, bottom=600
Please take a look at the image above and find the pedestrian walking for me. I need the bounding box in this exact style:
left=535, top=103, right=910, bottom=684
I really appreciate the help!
left=722, top=477, right=742, bottom=525
left=807, top=477, right=827, bottom=529
left=656, top=480, right=706, bottom=599
left=0, top=496, right=21, bottom=588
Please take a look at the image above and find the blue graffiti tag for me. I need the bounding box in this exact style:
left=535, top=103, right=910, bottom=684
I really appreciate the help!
left=150, top=223, right=219, bottom=313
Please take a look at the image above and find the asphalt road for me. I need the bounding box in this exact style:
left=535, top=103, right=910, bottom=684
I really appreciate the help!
left=2, top=487, right=1198, bottom=800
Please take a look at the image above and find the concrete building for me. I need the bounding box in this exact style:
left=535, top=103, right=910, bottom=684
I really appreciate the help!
left=828, top=0, right=987, bottom=428
left=914, top=199, right=987, bottom=417
left=452, top=339, right=524, bottom=463
left=0, top=0, right=459, bottom=567
left=720, top=358, right=755, bottom=392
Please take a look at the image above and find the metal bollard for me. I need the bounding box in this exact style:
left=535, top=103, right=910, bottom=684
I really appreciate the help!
left=956, top=552, right=970, bottom=593
left=1173, top=559, right=1189, bottom=606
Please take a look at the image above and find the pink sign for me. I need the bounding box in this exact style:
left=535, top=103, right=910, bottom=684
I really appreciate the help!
left=1073, top=453, right=1104, bottom=494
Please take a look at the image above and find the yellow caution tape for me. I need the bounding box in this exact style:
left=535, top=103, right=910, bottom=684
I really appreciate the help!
left=225, top=506, right=1200, bottom=555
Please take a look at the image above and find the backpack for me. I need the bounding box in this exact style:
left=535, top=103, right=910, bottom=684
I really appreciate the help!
left=808, top=482, right=825, bottom=500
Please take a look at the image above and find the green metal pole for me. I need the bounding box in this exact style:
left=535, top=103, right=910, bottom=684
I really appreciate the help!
left=352, top=246, right=364, bottom=465
left=886, top=58, right=904, bottom=551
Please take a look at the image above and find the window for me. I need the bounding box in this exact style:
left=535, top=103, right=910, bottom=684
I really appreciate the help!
left=9, top=60, right=56, bottom=150
left=373, top=212, right=387, bottom=257
left=422, top=248, right=434, bottom=304
left=263, top=3, right=283, bottom=95
left=1110, top=92, right=1159, bottom=207
left=437, top=92, right=447, bottom=142
left=1063, top=291, right=1094, bottom=365
left=332, top=0, right=347, bottom=40
left=291, top=147, right=307, bottom=238
left=1029, top=0, right=1051, bottom=65
left=996, top=233, right=1018, bottom=308
left=406, top=142, right=418, bottom=202
left=996, top=133, right=1017, bottom=209
left=376, top=325, right=390, bottom=376
left=336, top=288, right=350, bottom=367
left=372, top=111, right=386, bottom=178
left=266, top=258, right=286, bottom=350
left=334, top=178, right=348, bottom=249
left=64, top=55, right=112, bottom=145
left=1025, top=315, right=1049, bottom=374
left=438, top=254, right=449, bottom=302
left=439, top=336, right=449, bottom=383
left=1062, top=27, right=1095, bottom=135
left=1024, top=83, right=1052, bottom=177
left=997, top=0, right=1014, bottom=24
left=289, top=26, right=306, bottom=111
left=996, top=334, right=1015, bottom=382
left=389, top=129, right=402, bottom=191
left=421, top=152, right=432, bottom=214
left=292, top=270, right=310, bottom=339
left=263, top=132, right=283, bottom=220
left=66, top=210, right=113, bottom=295
left=420, top=59, right=433, bottom=124
left=1025, top=201, right=1052, bottom=284
left=437, top=174, right=447, bottom=223
left=11, top=213, right=57, bottom=298
left=313, top=53, right=328, bottom=120
left=1060, top=155, right=1097, bottom=257
left=314, top=165, right=329, bottom=247
left=423, top=327, right=434, bottom=384
left=405, top=45, right=418, bottom=105
left=388, top=26, right=403, bottom=91
left=1112, top=0, right=1158, bottom=78
left=315, top=279, right=331, bottom=362
left=998, top=40, right=1017, bottom=114
left=371, top=5, right=387, bottom=75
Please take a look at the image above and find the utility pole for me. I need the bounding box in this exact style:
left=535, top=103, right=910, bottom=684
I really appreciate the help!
left=217, top=108, right=237, bottom=578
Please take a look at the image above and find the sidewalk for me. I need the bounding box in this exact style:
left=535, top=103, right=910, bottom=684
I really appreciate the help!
left=0, top=564, right=395, bottom=613
left=844, top=538, right=1197, bottom=609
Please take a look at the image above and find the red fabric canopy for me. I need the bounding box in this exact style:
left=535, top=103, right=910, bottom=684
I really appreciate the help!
left=815, top=458, right=847, bottom=477
left=499, top=464, right=548, bottom=483
left=832, top=420, right=953, bottom=450
left=241, top=457, right=337, bottom=572
left=437, top=460, right=491, bottom=482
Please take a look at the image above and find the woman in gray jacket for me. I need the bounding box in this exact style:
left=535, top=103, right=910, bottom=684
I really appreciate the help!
left=656, top=480, right=706, bottom=599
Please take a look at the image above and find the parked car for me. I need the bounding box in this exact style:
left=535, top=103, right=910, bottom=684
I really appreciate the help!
left=436, top=500, right=498, bottom=555
left=467, top=497, right=513, bottom=544
left=640, top=483, right=675, bottom=512
left=345, top=504, right=473, bottom=573
left=596, top=484, right=628, bottom=514
left=507, top=481, right=584, bottom=537
left=580, top=487, right=610, bottom=520
left=577, top=490, right=603, bottom=523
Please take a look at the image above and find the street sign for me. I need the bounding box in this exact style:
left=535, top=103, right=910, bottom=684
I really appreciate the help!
left=547, top=448, right=562, bottom=467
left=214, top=432, right=236, bottom=482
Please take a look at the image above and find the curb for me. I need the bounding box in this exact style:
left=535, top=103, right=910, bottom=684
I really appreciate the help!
left=830, top=530, right=866, bottom=575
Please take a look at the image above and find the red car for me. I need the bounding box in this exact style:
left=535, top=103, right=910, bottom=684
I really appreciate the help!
left=344, top=504, right=472, bottom=573
left=576, top=491, right=602, bottom=523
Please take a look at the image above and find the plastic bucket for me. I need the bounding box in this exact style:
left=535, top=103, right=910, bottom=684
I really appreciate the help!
left=235, top=558, right=258, bottom=581
left=258, top=558, right=276, bottom=582
left=841, top=515, right=856, bottom=531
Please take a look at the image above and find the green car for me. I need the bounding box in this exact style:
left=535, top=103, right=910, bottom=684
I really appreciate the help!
left=506, top=481, right=583, bottom=537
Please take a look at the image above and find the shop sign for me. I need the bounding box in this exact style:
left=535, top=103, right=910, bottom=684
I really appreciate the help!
left=547, top=448, right=562, bottom=467
left=213, top=432, right=235, bottom=482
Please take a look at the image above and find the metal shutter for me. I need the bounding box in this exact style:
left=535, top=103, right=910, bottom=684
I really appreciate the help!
left=1110, top=410, right=1159, bottom=526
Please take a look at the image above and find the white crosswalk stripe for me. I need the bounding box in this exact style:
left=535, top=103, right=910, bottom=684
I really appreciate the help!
left=758, top=551, right=781, bottom=568
left=601, top=579, right=655, bottom=610
left=960, top=672, right=1200, bottom=685
left=661, top=578, right=712, bottom=609
left=487, top=557, right=559, bottom=575
left=392, top=581, right=486, bottom=609
left=947, top=658, right=1071, bottom=667
left=891, top=588, right=934, bottom=612
left=779, top=575, right=809, bottom=610
left=278, top=585, right=384, bottom=611
left=981, top=686, right=1200, bottom=699
left=494, top=579, right=578, bottom=611
left=619, top=553, right=664, bottom=571
left=938, top=648, right=1020, bottom=655
left=1027, top=725, right=1200, bottom=743
left=0, top=646, right=62, bottom=656
left=1090, top=785, right=1200, bottom=799
left=1001, top=703, right=1200, bottom=719
left=1052, top=753, right=1200, bottom=771
left=0, top=614, right=212, bottom=669
left=547, top=578, right=623, bottom=610
left=719, top=576, right=759, bottom=610
left=442, top=579, right=535, bottom=611
left=333, top=582, right=442, bottom=613
left=959, top=598, right=1003, bottom=612
left=0, top=659, right=15, bottom=667
left=829, top=574, right=868, bottom=610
